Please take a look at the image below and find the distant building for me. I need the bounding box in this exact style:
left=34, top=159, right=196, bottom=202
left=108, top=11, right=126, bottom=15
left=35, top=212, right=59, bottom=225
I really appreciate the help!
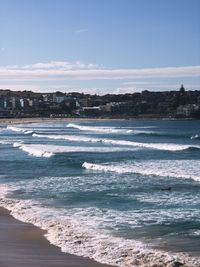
left=179, top=84, right=185, bottom=93
left=0, top=87, right=200, bottom=119
left=27, top=99, right=33, bottom=107
left=82, top=106, right=101, bottom=116
left=0, top=97, right=5, bottom=110
left=177, top=104, right=199, bottom=117
left=52, top=93, right=66, bottom=103
left=80, top=98, right=94, bottom=107
left=11, top=97, right=16, bottom=109
left=20, top=98, right=24, bottom=108
left=101, top=103, right=112, bottom=113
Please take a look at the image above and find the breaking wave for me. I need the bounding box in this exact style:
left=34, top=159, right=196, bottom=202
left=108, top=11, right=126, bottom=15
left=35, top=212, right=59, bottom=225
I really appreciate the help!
left=0, top=128, right=7, bottom=132
left=13, top=142, right=134, bottom=158
left=0, top=184, right=199, bottom=267
left=32, top=133, right=200, bottom=152
left=0, top=140, right=13, bottom=145
left=67, top=123, right=133, bottom=133
left=6, top=126, right=34, bottom=134
left=83, top=160, right=200, bottom=182
left=191, top=134, right=200, bottom=140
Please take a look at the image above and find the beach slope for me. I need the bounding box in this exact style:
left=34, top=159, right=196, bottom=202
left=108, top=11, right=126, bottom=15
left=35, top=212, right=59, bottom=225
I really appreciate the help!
left=0, top=207, right=114, bottom=267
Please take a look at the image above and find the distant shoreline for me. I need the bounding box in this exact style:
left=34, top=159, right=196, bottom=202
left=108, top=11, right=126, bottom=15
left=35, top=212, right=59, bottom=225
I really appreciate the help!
left=0, top=117, right=115, bottom=125
left=0, top=116, right=199, bottom=125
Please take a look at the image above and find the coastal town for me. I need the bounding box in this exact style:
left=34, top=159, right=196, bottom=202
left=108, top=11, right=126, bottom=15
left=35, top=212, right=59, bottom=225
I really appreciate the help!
left=0, top=85, right=200, bottom=119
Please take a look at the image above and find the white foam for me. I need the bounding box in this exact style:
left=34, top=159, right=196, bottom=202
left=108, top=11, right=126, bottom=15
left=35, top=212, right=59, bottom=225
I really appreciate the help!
left=32, top=133, right=200, bottom=152
left=67, top=123, right=133, bottom=134
left=0, top=128, right=7, bottom=132
left=0, top=140, right=12, bottom=145
left=24, top=130, right=34, bottom=134
left=6, top=125, right=33, bottom=134
left=83, top=160, right=200, bottom=182
left=191, top=134, right=199, bottom=140
left=13, top=142, right=134, bottom=158
left=0, top=184, right=199, bottom=267
left=131, top=126, right=157, bottom=129
left=33, top=133, right=104, bottom=143
left=191, top=230, right=200, bottom=236
left=6, top=126, right=21, bottom=132
left=0, top=139, right=24, bottom=145
left=109, top=141, right=200, bottom=151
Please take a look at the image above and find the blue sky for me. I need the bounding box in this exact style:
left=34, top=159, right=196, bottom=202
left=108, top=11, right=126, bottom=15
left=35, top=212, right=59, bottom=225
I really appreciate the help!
left=0, top=0, right=199, bottom=94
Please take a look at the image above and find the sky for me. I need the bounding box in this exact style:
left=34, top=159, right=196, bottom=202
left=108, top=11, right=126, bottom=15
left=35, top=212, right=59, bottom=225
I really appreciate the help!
left=0, top=0, right=200, bottom=94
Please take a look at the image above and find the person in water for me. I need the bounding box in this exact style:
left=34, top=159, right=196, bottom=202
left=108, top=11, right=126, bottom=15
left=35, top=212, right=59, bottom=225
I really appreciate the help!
left=161, top=187, right=172, bottom=191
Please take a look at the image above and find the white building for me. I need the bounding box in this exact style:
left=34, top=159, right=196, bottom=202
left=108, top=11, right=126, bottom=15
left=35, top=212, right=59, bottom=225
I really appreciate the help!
left=177, top=104, right=199, bottom=116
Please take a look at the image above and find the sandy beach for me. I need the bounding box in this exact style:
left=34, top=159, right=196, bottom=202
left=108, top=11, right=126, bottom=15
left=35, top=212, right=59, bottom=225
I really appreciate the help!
left=0, top=117, right=81, bottom=125
left=0, top=207, right=115, bottom=267
left=0, top=117, right=118, bottom=125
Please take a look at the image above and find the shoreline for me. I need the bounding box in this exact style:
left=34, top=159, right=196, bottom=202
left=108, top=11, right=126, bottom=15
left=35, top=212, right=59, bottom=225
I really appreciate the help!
left=0, top=117, right=124, bottom=125
left=1, top=206, right=199, bottom=267
left=1, top=118, right=200, bottom=267
left=0, top=116, right=199, bottom=125
left=0, top=206, right=115, bottom=267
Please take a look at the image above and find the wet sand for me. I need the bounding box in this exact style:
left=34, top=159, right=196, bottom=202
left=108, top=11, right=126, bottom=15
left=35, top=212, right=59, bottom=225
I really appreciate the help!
left=0, top=207, right=115, bottom=267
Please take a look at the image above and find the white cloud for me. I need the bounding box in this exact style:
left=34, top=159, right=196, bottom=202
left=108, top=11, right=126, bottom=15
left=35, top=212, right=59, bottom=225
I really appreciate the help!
left=22, top=61, right=70, bottom=69
left=122, top=81, right=158, bottom=86
left=0, top=81, right=199, bottom=95
left=8, top=61, right=102, bottom=71
left=0, top=83, right=108, bottom=95
left=0, top=61, right=199, bottom=81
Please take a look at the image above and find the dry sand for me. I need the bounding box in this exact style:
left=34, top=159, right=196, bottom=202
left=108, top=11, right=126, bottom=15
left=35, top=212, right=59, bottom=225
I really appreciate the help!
left=0, top=207, right=115, bottom=267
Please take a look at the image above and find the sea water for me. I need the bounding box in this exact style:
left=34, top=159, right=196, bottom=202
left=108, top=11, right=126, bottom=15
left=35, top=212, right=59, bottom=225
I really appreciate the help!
left=0, top=119, right=200, bottom=266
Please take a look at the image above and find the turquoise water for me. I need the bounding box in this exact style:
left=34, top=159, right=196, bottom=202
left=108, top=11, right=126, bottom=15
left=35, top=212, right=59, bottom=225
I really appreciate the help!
left=0, top=120, right=200, bottom=266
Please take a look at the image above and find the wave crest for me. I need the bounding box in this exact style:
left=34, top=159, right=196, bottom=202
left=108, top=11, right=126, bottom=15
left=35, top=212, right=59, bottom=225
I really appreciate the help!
left=32, top=133, right=200, bottom=152
left=7, top=126, right=33, bottom=134
left=67, top=123, right=133, bottom=134
left=13, top=143, right=134, bottom=157
left=83, top=160, right=200, bottom=181
left=191, top=134, right=200, bottom=140
left=0, top=184, right=199, bottom=267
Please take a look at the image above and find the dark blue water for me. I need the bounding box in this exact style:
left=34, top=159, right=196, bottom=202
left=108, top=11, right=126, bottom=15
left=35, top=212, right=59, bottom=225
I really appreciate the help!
left=0, top=120, right=200, bottom=266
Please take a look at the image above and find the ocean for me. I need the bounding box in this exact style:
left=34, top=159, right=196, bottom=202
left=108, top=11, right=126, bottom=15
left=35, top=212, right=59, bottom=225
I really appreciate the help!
left=0, top=119, right=200, bottom=266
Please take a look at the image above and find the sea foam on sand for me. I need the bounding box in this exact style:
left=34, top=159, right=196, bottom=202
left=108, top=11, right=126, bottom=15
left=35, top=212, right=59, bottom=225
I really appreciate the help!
left=0, top=184, right=200, bottom=267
